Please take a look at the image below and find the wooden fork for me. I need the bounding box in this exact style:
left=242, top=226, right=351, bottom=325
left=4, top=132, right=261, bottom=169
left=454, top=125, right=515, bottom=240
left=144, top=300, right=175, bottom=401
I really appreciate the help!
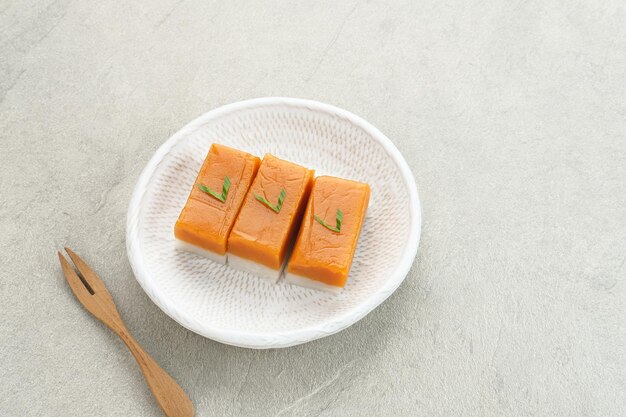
left=58, top=247, right=194, bottom=417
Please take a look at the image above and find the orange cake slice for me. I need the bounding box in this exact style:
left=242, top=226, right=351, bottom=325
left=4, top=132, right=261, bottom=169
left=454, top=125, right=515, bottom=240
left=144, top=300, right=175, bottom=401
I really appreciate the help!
left=228, top=154, right=314, bottom=282
left=285, top=176, right=370, bottom=293
left=174, top=144, right=260, bottom=263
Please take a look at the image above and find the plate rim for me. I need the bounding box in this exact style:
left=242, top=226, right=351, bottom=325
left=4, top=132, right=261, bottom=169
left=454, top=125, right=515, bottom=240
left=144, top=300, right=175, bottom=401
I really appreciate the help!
left=126, top=97, right=421, bottom=348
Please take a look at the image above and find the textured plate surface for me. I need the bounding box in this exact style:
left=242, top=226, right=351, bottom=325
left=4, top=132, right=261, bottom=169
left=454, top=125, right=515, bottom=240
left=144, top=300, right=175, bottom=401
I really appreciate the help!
left=126, top=97, right=421, bottom=348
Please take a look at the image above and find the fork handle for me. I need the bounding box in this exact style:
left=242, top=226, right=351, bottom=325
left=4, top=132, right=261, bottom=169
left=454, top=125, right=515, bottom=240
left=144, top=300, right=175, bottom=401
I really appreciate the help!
left=115, top=327, right=195, bottom=417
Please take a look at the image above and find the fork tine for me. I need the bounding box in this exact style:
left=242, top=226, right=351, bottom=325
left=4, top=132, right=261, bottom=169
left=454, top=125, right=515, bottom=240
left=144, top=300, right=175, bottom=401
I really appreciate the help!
left=58, top=251, right=93, bottom=302
left=64, top=247, right=106, bottom=294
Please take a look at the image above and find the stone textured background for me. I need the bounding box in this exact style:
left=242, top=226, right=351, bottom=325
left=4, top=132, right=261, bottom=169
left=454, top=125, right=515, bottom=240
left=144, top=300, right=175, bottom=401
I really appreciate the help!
left=1, top=1, right=625, bottom=416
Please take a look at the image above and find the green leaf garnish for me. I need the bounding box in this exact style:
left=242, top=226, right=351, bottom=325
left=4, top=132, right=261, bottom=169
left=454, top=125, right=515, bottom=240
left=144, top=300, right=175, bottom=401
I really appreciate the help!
left=255, top=188, right=286, bottom=213
left=314, top=209, right=343, bottom=233
left=198, top=176, right=230, bottom=202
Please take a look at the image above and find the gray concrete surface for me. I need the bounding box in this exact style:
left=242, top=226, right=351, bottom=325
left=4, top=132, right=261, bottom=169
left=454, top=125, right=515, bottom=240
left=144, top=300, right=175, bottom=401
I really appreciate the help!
left=2, top=1, right=626, bottom=416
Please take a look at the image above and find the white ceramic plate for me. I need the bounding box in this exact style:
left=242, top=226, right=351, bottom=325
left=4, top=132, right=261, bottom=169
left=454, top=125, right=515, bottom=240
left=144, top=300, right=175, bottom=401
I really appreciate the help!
left=126, top=98, right=421, bottom=348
